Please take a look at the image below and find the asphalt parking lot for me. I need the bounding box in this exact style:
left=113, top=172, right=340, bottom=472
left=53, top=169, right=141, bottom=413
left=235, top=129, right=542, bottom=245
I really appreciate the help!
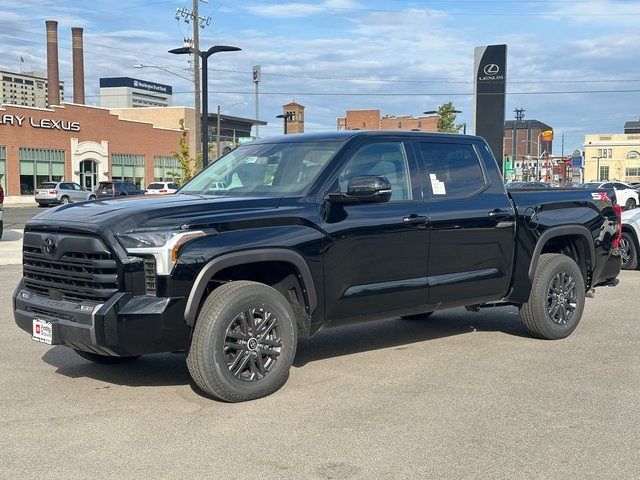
left=1, top=257, right=638, bottom=479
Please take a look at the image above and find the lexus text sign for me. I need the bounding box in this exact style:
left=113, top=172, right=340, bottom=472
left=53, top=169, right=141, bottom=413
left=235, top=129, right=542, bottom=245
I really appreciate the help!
left=473, top=44, right=507, bottom=172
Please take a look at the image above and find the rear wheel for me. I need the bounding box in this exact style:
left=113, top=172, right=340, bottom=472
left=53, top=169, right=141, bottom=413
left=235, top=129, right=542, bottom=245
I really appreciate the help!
left=187, top=281, right=297, bottom=402
left=401, top=311, right=434, bottom=321
left=60, top=196, right=70, bottom=205
left=519, top=253, right=585, bottom=340
left=88, top=195, right=97, bottom=201
left=74, top=349, right=141, bottom=364
left=620, top=232, right=638, bottom=270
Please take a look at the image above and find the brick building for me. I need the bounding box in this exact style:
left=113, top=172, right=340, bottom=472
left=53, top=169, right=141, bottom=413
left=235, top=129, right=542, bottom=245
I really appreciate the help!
left=282, top=102, right=305, bottom=134
left=0, top=103, right=185, bottom=200
left=503, top=119, right=553, bottom=160
left=337, top=109, right=438, bottom=132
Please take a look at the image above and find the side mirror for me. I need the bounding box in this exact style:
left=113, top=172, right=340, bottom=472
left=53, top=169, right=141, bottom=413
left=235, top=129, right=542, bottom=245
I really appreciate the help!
left=326, top=176, right=392, bottom=204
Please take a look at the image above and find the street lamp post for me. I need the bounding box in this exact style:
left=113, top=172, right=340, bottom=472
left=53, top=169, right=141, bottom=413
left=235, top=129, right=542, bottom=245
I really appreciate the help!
left=216, top=102, right=247, bottom=158
left=169, top=45, right=241, bottom=169
left=276, top=112, right=294, bottom=134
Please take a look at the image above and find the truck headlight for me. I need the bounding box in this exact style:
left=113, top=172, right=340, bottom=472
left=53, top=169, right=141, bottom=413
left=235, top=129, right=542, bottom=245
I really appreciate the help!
left=117, top=230, right=208, bottom=275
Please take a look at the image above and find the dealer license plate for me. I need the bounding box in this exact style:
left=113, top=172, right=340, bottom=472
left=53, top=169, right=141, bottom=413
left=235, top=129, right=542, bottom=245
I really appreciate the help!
left=32, top=318, right=53, bottom=345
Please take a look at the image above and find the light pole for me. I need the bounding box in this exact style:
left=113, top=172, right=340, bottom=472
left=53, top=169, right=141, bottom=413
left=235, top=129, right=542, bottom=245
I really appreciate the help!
left=276, top=112, right=294, bottom=134
left=169, top=44, right=241, bottom=169
left=216, top=102, right=247, bottom=158
left=591, top=156, right=605, bottom=182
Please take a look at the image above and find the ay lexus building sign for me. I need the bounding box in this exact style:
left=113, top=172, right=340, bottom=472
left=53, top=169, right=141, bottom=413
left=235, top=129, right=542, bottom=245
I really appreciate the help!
left=473, top=44, right=507, bottom=172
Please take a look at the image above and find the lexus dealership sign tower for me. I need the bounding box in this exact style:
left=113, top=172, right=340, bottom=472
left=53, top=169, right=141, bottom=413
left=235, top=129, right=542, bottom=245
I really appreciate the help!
left=473, top=44, right=507, bottom=173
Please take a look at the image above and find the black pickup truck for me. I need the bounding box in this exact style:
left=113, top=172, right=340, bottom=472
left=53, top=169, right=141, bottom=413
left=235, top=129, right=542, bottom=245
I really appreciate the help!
left=14, top=131, right=622, bottom=402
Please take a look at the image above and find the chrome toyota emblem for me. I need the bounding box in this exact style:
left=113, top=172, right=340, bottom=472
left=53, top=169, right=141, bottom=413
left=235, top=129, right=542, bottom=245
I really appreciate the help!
left=484, top=64, right=499, bottom=75
left=43, top=237, right=57, bottom=255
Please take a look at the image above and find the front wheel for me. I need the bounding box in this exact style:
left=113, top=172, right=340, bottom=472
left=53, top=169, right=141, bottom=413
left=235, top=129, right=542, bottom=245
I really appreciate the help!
left=625, top=198, right=637, bottom=210
left=620, top=232, right=638, bottom=270
left=187, top=281, right=297, bottom=402
left=519, top=253, right=586, bottom=340
left=88, top=195, right=97, bottom=201
left=74, top=350, right=141, bottom=364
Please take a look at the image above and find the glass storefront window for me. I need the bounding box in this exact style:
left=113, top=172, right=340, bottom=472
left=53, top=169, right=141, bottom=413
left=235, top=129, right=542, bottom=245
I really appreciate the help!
left=112, top=153, right=145, bottom=189
left=153, top=155, right=181, bottom=183
left=19, top=147, right=65, bottom=195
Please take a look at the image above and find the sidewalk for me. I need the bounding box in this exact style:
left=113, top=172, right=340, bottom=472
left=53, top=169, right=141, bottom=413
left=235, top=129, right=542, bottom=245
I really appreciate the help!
left=3, top=196, right=36, bottom=207
left=0, top=230, right=23, bottom=265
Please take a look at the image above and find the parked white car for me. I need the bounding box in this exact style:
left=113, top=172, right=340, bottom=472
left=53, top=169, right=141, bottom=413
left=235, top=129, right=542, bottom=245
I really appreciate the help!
left=35, top=181, right=97, bottom=207
left=145, top=182, right=180, bottom=195
left=621, top=208, right=640, bottom=269
left=579, top=181, right=639, bottom=210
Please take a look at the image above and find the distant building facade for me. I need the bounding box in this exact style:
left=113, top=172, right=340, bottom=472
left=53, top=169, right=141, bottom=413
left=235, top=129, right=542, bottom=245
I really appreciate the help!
left=282, top=102, right=305, bottom=134
left=0, top=70, right=64, bottom=108
left=99, top=77, right=172, bottom=108
left=337, top=109, right=437, bottom=132
left=584, top=133, right=640, bottom=182
left=624, top=119, right=640, bottom=134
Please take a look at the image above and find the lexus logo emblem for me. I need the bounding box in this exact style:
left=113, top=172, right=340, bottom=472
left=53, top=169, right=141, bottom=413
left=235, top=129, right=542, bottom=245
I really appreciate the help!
left=483, top=64, right=500, bottom=75
left=43, top=237, right=57, bottom=255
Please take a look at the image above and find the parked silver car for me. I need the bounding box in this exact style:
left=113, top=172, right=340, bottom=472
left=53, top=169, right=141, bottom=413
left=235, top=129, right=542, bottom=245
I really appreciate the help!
left=34, top=181, right=97, bottom=207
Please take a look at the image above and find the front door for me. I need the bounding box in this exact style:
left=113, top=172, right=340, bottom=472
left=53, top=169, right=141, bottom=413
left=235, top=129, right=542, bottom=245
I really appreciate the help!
left=321, top=139, right=430, bottom=322
left=79, top=159, right=97, bottom=192
left=414, top=139, right=516, bottom=307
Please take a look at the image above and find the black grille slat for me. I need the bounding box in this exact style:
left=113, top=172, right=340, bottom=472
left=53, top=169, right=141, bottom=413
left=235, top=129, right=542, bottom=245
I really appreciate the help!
left=22, top=235, right=119, bottom=302
left=143, top=257, right=157, bottom=296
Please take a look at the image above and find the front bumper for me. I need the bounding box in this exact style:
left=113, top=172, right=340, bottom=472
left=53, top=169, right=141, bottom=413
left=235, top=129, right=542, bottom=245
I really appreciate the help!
left=13, top=281, right=190, bottom=356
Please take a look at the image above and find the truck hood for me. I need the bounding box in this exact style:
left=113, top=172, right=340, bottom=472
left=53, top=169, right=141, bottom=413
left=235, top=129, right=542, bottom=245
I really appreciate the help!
left=26, top=193, right=283, bottom=234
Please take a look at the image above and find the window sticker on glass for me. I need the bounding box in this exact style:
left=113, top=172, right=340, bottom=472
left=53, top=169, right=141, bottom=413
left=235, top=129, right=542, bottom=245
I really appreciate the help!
left=430, top=173, right=446, bottom=195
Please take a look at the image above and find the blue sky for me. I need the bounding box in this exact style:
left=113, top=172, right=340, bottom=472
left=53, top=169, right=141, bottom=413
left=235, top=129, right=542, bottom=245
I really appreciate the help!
left=1, top=0, right=640, bottom=154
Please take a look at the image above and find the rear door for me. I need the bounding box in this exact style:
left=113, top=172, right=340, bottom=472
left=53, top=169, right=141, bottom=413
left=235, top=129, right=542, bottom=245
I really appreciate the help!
left=414, top=138, right=516, bottom=306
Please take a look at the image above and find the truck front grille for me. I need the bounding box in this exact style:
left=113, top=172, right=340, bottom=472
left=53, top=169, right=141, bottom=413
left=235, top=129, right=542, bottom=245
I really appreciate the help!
left=22, top=234, right=119, bottom=302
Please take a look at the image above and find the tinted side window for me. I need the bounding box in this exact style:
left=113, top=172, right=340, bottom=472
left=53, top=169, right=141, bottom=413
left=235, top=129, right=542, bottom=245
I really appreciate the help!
left=338, top=142, right=413, bottom=201
left=418, top=142, right=485, bottom=198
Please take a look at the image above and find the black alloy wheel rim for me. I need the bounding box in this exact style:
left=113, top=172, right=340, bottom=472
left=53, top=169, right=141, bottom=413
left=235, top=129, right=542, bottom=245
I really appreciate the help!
left=223, top=307, right=282, bottom=382
left=619, top=237, right=631, bottom=265
left=547, top=271, right=578, bottom=325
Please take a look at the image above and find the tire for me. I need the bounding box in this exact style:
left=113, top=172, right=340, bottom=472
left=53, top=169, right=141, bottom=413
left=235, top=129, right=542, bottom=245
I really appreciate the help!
left=625, top=198, right=636, bottom=211
left=0, top=220, right=3, bottom=241
left=187, top=281, right=297, bottom=402
left=620, top=231, right=638, bottom=270
left=88, top=195, right=97, bottom=201
left=74, top=349, right=141, bottom=364
left=401, top=311, right=434, bottom=321
left=519, top=253, right=586, bottom=340
left=60, top=196, right=70, bottom=205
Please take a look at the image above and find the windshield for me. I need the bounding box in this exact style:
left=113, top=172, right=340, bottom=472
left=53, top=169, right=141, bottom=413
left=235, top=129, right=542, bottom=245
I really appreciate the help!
left=180, top=141, right=341, bottom=196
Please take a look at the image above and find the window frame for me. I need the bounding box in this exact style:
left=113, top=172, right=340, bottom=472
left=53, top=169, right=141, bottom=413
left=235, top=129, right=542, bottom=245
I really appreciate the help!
left=321, top=138, right=423, bottom=204
left=412, top=139, right=490, bottom=202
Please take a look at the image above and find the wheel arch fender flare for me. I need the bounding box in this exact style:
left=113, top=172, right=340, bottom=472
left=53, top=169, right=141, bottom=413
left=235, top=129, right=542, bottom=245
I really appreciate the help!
left=528, top=225, right=596, bottom=281
left=184, top=248, right=318, bottom=326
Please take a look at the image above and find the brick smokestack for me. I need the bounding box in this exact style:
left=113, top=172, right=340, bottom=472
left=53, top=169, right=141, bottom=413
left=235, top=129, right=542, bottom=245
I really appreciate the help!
left=71, top=27, right=85, bottom=104
left=45, top=20, right=60, bottom=106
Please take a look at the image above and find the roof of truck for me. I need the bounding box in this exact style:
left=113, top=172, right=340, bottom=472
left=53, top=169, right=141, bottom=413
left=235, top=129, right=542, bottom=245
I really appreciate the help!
left=252, top=130, right=482, bottom=144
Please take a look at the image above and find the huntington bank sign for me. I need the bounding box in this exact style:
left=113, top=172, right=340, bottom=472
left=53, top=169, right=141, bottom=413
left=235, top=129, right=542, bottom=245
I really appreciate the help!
left=473, top=44, right=507, bottom=173
left=0, top=114, right=80, bottom=132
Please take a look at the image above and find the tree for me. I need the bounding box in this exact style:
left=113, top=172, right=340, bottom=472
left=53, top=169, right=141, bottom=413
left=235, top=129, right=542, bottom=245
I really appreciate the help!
left=172, top=118, right=202, bottom=184
left=436, top=101, right=464, bottom=133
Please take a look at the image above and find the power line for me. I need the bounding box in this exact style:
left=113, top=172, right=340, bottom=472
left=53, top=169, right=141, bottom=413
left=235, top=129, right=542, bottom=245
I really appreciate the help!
left=246, top=0, right=640, bottom=16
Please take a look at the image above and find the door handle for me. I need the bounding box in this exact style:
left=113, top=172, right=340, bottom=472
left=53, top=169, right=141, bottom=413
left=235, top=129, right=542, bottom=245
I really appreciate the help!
left=403, top=214, right=429, bottom=225
left=488, top=209, right=512, bottom=220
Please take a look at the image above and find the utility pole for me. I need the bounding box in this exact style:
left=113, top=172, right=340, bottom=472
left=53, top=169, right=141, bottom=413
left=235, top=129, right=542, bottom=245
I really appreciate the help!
left=175, top=2, right=212, bottom=157
left=253, top=65, right=261, bottom=138
left=192, top=0, right=202, bottom=156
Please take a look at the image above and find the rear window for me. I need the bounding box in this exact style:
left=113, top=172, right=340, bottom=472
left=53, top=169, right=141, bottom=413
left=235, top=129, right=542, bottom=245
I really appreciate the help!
left=147, top=183, right=164, bottom=190
left=97, top=182, right=113, bottom=189
left=38, top=182, right=58, bottom=189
